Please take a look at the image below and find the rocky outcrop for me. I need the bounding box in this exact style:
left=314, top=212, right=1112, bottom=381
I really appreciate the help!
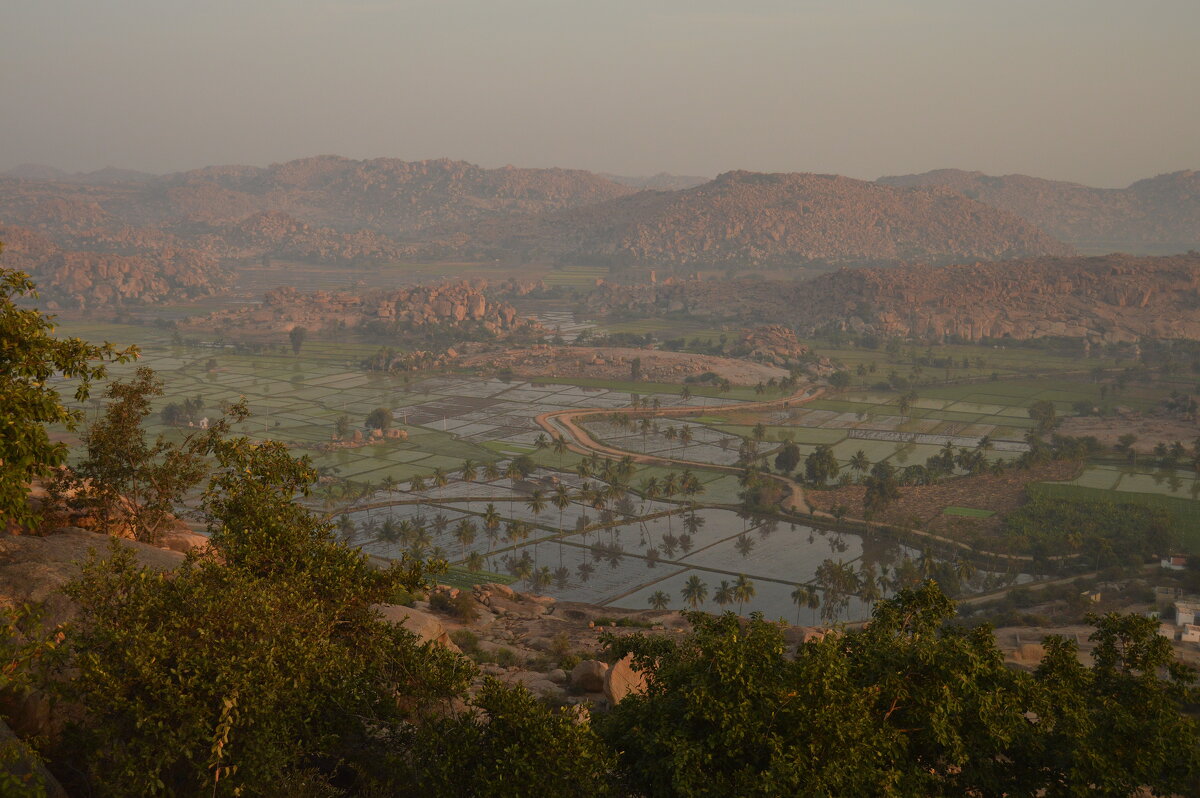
left=374, top=604, right=461, bottom=652
left=0, top=528, right=185, bottom=626
left=728, top=325, right=810, bottom=367
left=570, top=660, right=609, bottom=692
left=180, top=280, right=541, bottom=341
left=0, top=223, right=227, bottom=308
left=878, top=168, right=1200, bottom=250
left=603, top=654, right=648, bottom=704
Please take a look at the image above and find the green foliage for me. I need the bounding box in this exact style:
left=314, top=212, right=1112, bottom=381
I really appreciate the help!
left=69, top=367, right=211, bottom=544
left=773, top=440, right=801, bottom=474
left=1004, top=496, right=1178, bottom=565
left=54, top=426, right=474, bottom=795
left=364, top=406, right=392, bottom=431
left=597, top=582, right=1200, bottom=796
left=803, top=444, right=839, bottom=485
left=0, top=261, right=136, bottom=529
left=1028, top=398, right=1059, bottom=435
left=405, top=679, right=615, bottom=797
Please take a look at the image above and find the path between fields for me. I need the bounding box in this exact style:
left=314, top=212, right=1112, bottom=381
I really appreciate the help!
left=534, top=387, right=825, bottom=514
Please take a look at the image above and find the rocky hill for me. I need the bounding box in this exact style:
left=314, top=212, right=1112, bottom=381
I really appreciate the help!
left=584, top=253, right=1200, bottom=343
left=486, top=171, right=1073, bottom=266
left=877, top=169, right=1200, bottom=250
left=795, top=252, right=1200, bottom=343
left=115, top=155, right=636, bottom=234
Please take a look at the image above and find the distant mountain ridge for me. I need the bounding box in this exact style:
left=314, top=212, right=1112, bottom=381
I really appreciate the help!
left=11, top=154, right=1184, bottom=306
left=877, top=168, right=1200, bottom=250
left=482, top=170, right=1072, bottom=266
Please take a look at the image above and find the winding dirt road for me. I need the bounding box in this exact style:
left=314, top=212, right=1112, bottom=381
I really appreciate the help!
left=533, top=386, right=825, bottom=512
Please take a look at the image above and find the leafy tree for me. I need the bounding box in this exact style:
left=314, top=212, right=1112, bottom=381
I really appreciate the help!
left=365, top=407, right=393, bottom=431
left=803, top=444, right=840, bottom=485
left=1028, top=398, right=1059, bottom=435
left=335, top=414, right=351, bottom=438
left=828, top=370, right=852, bottom=390
left=55, top=423, right=473, bottom=795
left=68, top=367, right=211, bottom=544
left=406, top=679, right=615, bottom=797
left=598, top=582, right=1200, bottom=797
left=862, top=461, right=900, bottom=517
left=773, top=440, right=801, bottom=474
left=0, top=261, right=136, bottom=529
left=288, top=325, right=307, bottom=355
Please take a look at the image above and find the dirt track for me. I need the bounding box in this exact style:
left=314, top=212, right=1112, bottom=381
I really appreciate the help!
left=534, top=387, right=823, bottom=512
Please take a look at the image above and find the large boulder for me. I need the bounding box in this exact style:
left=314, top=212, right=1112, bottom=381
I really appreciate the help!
left=0, top=528, right=184, bottom=626
left=502, top=670, right=566, bottom=700
left=374, top=604, right=461, bottom=653
left=603, top=654, right=647, bottom=705
left=570, top=660, right=609, bottom=693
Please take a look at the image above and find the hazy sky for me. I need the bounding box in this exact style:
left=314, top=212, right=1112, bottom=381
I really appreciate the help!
left=4, top=0, right=1199, bottom=186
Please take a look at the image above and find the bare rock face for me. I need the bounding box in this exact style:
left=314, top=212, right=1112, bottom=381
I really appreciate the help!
left=374, top=604, right=462, bottom=653
left=0, top=528, right=184, bottom=626
left=570, top=660, right=609, bottom=692
left=603, top=654, right=648, bottom=704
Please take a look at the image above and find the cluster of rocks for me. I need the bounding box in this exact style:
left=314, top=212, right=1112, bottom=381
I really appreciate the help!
left=374, top=580, right=665, bottom=706
left=0, top=222, right=226, bottom=308
left=728, top=325, right=811, bottom=367
left=180, top=281, right=542, bottom=340
left=316, top=427, right=408, bottom=452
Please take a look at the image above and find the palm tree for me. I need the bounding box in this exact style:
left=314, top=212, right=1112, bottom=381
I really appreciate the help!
left=790, top=585, right=815, bottom=624
left=714, top=580, right=734, bottom=610
left=460, top=459, right=477, bottom=512
left=504, top=460, right=523, bottom=516
left=849, top=450, right=870, bottom=478
left=409, top=474, right=427, bottom=493
left=552, top=434, right=570, bottom=465
left=532, top=566, right=553, bottom=594
left=453, top=518, right=477, bottom=560
left=432, top=467, right=449, bottom=492
left=483, top=460, right=501, bottom=483
left=678, top=424, right=694, bottom=452
left=733, top=574, right=755, bottom=614
left=482, top=503, right=502, bottom=555
left=525, top=489, right=547, bottom=563
left=577, top=561, right=595, bottom=583
left=465, top=551, right=485, bottom=574
left=552, top=566, right=570, bottom=590
left=649, top=590, right=671, bottom=610
left=681, top=575, right=708, bottom=609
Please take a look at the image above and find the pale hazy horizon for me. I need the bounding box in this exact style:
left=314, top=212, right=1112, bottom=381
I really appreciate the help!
left=4, top=0, right=1199, bottom=188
